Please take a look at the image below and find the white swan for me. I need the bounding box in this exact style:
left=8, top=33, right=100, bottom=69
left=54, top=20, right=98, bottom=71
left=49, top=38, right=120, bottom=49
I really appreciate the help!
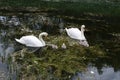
left=65, top=25, right=89, bottom=47
left=15, top=32, right=48, bottom=47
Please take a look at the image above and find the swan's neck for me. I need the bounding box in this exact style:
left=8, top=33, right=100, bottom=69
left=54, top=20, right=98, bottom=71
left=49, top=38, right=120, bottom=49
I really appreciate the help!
left=81, top=27, right=84, bottom=34
left=81, top=28, right=86, bottom=40
left=39, top=34, right=45, bottom=46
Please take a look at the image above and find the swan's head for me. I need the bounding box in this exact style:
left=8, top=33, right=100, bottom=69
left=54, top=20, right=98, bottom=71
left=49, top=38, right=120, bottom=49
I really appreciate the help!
left=40, top=32, right=48, bottom=37
left=81, top=25, right=85, bottom=31
left=81, top=25, right=85, bottom=28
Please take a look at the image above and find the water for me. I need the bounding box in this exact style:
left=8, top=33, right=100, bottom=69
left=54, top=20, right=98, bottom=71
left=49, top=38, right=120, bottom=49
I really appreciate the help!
left=72, top=65, right=120, bottom=80
left=0, top=13, right=120, bottom=80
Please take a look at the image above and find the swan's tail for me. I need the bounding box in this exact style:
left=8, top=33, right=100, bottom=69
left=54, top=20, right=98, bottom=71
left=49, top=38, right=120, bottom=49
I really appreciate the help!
left=15, top=38, right=24, bottom=44
left=79, top=40, right=89, bottom=47
left=65, top=28, right=67, bottom=31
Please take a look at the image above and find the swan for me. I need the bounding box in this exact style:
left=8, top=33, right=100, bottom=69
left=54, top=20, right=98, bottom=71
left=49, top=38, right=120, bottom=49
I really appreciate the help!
left=15, top=32, right=48, bottom=47
left=65, top=25, right=89, bottom=47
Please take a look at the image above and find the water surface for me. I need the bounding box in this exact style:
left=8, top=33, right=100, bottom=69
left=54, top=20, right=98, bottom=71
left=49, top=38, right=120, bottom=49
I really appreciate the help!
left=0, top=13, right=120, bottom=80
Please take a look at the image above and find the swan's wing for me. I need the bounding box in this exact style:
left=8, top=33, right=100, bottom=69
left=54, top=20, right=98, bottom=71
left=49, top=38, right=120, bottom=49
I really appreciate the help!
left=66, top=28, right=82, bottom=40
left=19, top=35, right=44, bottom=47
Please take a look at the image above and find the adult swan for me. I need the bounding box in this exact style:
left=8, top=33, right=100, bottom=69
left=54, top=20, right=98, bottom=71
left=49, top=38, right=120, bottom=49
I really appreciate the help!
left=65, top=25, right=89, bottom=47
left=15, top=32, right=48, bottom=47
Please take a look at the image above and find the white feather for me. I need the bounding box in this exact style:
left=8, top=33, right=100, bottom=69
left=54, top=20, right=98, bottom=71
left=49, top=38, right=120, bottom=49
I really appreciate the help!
left=15, top=32, right=48, bottom=47
left=65, top=25, right=89, bottom=47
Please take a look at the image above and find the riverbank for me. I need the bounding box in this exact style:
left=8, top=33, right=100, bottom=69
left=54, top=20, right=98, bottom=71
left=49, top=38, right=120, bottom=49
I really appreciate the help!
left=0, top=1, right=120, bottom=17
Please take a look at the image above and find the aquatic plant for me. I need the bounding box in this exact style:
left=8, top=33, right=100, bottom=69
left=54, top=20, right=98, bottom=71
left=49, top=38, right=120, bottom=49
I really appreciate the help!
left=1, top=13, right=108, bottom=80
left=11, top=33, right=106, bottom=79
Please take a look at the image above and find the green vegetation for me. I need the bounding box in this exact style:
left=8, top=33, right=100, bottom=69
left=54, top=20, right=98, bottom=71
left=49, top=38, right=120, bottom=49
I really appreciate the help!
left=12, top=40, right=106, bottom=79
left=10, top=27, right=106, bottom=79
left=0, top=0, right=120, bottom=17
left=0, top=1, right=119, bottom=79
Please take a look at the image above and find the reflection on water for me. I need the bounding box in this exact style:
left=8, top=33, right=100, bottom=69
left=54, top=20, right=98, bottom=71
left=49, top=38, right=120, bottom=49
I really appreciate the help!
left=0, top=61, right=8, bottom=80
left=0, top=28, right=15, bottom=79
left=0, top=30, right=15, bottom=58
left=0, top=43, right=14, bottom=58
left=0, top=14, right=120, bottom=79
left=72, top=66, right=120, bottom=80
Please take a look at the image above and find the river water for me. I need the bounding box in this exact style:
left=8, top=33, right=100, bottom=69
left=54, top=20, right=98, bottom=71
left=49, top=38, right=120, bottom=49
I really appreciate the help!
left=0, top=13, right=120, bottom=80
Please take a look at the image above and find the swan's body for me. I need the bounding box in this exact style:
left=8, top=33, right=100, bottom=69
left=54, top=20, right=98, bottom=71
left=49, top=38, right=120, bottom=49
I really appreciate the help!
left=65, top=25, right=89, bottom=47
left=15, top=32, right=48, bottom=47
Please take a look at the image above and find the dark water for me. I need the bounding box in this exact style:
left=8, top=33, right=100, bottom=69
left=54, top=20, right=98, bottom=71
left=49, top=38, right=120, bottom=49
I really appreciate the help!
left=0, top=13, right=120, bottom=80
